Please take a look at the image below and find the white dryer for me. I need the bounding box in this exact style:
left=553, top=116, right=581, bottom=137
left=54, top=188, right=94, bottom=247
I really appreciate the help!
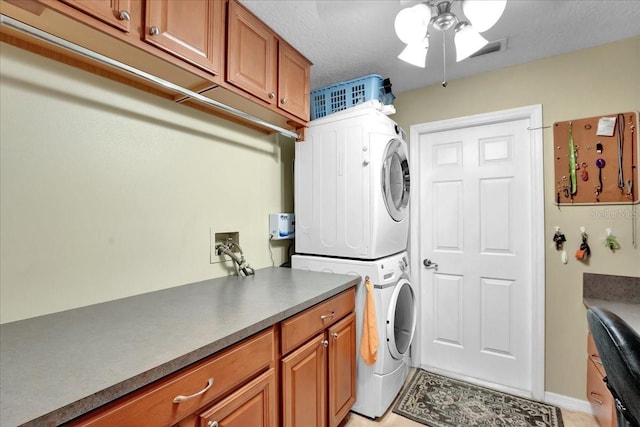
left=294, top=102, right=410, bottom=260
left=291, top=251, right=417, bottom=419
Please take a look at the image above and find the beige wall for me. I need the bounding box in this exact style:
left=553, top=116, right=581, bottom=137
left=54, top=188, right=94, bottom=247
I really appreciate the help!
left=2, top=34, right=639, bottom=400
left=0, top=43, right=295, bottom=323
left=393, top=36, right=640, bottom=400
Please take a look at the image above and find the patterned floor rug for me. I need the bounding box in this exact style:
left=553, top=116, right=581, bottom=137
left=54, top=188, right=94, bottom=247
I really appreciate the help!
left=393, top=369, right=564, bottom=427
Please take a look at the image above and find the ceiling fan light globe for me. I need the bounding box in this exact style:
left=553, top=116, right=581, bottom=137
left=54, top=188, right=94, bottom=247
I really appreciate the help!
left=394, top=4, right=431, bottom=44
left=398, top=43, right=428, bottom=68
left=461, top=0, right=507, bottom=33
left=454, top=21, right=488, bottom=61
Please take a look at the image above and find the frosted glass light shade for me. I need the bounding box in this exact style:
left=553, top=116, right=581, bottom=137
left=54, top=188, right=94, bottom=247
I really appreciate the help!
left=394, top=4, right=431, bottom=44
left=454, top=22, right=488, bottom=61
left=461, top=0, right=507, bottom=32
left=398, top=40, right=429, bottom=68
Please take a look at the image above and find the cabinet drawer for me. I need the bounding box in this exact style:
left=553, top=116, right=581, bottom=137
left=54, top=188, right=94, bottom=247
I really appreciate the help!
left=586, top=358, right=615, bottom=427
left=68, top=327, right=275, bottom=426
left=587, top=332, right=607, bottom=377
left=281, top=289, right=355, bottom=356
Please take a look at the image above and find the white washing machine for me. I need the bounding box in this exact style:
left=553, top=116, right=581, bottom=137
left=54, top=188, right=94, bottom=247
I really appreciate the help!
left=291, top=251, right=417, bottom=419
left=294, top=102, right=410, bottom=260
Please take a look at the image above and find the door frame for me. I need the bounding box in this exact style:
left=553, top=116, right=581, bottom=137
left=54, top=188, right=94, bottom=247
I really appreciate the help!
left=408, top=104, right=545, bottom=400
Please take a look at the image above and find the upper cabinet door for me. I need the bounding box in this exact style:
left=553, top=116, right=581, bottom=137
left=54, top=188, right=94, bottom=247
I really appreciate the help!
left=278, top=41, right=311, bottom=122
left=61, top=0, right=132, bottom=32
left=227, top=0, right=278, bottom=104
left=145, top=0, right=225, bottom=76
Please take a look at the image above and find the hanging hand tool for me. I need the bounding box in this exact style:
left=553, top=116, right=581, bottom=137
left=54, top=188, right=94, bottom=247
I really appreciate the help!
left=595, top=158, right=606, bottom=201
left=617, top=113, right=625, bottom=193
left=568, top=122, right=577, bottom=198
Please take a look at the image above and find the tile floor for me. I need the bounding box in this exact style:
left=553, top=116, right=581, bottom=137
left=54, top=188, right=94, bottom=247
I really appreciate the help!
left=340, top=408, right=599, bottom=427
left=339, top=368, right=599, bottom=427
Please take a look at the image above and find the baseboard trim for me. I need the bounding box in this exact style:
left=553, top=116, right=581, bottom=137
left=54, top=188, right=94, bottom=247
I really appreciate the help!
left=544, top=392, right=593, bottom=414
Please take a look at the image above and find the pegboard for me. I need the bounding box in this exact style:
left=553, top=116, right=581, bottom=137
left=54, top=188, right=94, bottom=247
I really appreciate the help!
left=553, top=112, right=638, bottom=205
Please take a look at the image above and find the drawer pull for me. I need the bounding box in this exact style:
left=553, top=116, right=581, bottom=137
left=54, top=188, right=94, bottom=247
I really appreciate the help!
left=320, top=311, right=335, bottom=320
left=590, top=354, right=603, bottom=365
left=118, top=10, right=131, bottom=21
left=590, top=391, right=604, bottom=404
left=207, top=421, right=219, bottom=427
left=173, top=378, right=214, bottom=403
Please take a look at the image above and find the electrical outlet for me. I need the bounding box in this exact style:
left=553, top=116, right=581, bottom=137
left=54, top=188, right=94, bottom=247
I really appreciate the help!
left=210, top=230, right=240, bottom=264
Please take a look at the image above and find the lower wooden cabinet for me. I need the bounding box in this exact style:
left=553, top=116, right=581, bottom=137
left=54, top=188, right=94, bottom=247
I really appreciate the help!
left=65, top=327, right=276, bottom=427
left=282, top=332, right=327, bottom=427
left=327, top=313, right=357, bottom=427
left=63, top=288, right=356, bottom=427
left=586, top=332, right=616, bottom=427
left=198, top=368, right=277, bottom=427
left=281, top=290, right=357, bottom=427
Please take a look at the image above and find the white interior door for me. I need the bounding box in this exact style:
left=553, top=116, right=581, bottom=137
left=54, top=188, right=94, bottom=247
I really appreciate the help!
left=410, top=106, right=545, bottom=398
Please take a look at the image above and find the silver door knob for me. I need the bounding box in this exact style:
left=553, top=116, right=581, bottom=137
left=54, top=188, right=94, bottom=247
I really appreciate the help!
left=207, top=421, right=219, bottom=427
left=280, top=97, right=287, bottom=104
left=268, top=92, right=276, bottom=99
left=423, top=259, right=438, bottom=270
left=322, top=339, right=329, bottom=348
left=149, top=26, right=160, bottom=36
left=119, top=10, right=131, bottom=21
left=332, top=332, right=338, bottom=339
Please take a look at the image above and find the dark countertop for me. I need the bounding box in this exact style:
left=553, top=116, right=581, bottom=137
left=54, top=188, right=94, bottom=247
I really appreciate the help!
left=0, top=267, right=360, bottom=427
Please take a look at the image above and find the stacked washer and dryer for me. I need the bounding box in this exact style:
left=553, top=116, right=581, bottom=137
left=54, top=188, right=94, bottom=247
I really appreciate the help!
left=292, top=101, right=417, bottom=419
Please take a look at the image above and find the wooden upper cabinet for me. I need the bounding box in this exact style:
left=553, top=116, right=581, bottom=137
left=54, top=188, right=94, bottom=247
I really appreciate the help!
left=279, top=41, right=311, bottom=122
left=226, top=0, right=278, bottom=104
left=60, top=0, right=132, bottom=32
left=145, top=0, right=225, bottom=76
left=227, top=0, right=311, bottom=122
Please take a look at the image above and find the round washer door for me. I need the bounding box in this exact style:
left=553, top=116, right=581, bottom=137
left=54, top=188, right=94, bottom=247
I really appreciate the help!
left=381, top=138, right=410, bottom=222
left=386, top=277, right=417, bottom=360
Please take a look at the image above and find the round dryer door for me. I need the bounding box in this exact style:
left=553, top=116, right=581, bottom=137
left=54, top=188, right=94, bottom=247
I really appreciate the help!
left=381, top=138, right=410, bottom=222
left=386, top=277, right=417, bottom=360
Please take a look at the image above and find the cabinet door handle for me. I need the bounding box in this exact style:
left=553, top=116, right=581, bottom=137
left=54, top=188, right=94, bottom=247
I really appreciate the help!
left=207, top=421, right=219, bottom=427
left=280, top=97, right=287, bottom=104
left=332, top=332, right=339, bottom=339
left=320, top=311, right=335, bottom=320
left=322, top=339, right=329, bottom=348
left=268, top=92, right=276, bottom=100
left=173, top=378, right=214, bottom=403
left=118, top=10, right=131, bottom=21
left=590, top=391, right=603, bottom=405
left=149, top=26, right=160, bottom=36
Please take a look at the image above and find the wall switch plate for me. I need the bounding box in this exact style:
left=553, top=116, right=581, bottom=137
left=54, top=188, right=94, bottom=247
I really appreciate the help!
left=210, top=230, right=240, bottom=264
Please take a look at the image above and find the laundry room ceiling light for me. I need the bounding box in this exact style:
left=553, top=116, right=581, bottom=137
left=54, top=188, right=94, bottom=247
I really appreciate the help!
left=394, top=0, right=507, bottom=67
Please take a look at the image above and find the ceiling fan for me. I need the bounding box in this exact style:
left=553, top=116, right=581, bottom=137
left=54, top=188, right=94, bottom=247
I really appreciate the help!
left=395, top=0, right=507, bottom=69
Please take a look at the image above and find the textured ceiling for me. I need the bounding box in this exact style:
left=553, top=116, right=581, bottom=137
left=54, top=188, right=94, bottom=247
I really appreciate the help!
left=239, top=0, right=640, bottom=94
